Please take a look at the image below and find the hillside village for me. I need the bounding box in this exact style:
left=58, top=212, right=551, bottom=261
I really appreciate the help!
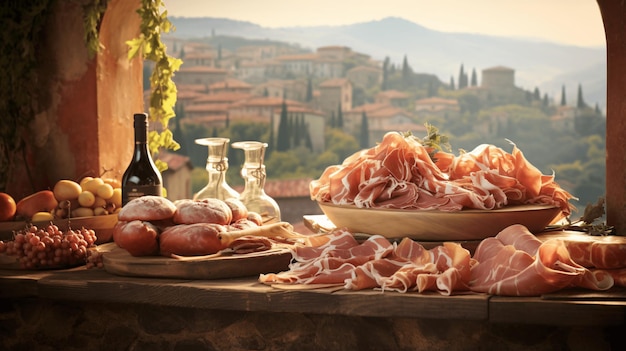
left=157, top=37, right=603, bottom=225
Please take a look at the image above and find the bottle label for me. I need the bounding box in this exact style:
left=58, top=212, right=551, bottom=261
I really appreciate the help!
left=123, top=185, right=163, bottom=205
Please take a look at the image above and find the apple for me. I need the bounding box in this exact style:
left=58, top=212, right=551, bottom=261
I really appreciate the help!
left=0, top=192, right=17, bottom=221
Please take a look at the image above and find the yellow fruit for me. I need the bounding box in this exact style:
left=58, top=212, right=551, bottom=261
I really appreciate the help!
left=93, top=207, right=108, bottom=216
left=79, top=176, right=94, bottom=189
left=53, top=179, right=82, bottom=202
left=96, top=183, right=114, bottom=199
left=32, top=211, right=54, bottom=222
left=110, top=188, right=122, bottom=208
left=78, top=191, right=96, bottom=207
left=102, top=177, right=121, bottom=189
left=71, top=207, right=94, bottom=218
left=82, top=177, right=104, bottom=194
left=93, top=196, right=107, bottom=208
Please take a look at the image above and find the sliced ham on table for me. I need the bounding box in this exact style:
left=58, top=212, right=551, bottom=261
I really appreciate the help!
left=259, top=224, right=624, bottom=296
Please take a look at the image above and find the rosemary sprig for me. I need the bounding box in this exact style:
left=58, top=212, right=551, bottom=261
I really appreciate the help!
left=545, top=197, right=614, bottom=236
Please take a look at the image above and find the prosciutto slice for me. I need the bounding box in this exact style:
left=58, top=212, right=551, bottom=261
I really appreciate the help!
left=470, top=225, right=614, bottom=296
left=310, top=131, right=575, bottom=216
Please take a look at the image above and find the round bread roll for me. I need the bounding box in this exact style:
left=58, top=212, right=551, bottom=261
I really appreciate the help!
left=112, top=220, right=160, bottom=257
left=224, top=198, right=249, bottom=223
left=173, top=198, right=232, bottom=225
left=117, top=195, right=177, bottom=222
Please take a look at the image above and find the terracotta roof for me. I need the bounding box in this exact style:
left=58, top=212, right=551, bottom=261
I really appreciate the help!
left=415, top=97, right=459, bottom=105
left=185, top=103, right=231, bottom=112
left=275, top=53, right=318, bottom=61
left=231, top=96, right=303, bottom=108
left=317, top=45, right=351, bottom=51
left=192, top=92, right=253, bottom=104
left=209, top=79, right=252, bottom=90
left=183, top=52, right=214, bottom=59
left=177, top=84, right=208, bottom=92
left=178, top=66, right=228, bottom=73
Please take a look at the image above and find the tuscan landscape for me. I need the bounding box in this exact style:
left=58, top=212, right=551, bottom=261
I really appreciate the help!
left=159, top=17, right=606, bottom=219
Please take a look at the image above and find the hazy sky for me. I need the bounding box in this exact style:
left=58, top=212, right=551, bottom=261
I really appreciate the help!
left=164, top=0, right=606, bottom=47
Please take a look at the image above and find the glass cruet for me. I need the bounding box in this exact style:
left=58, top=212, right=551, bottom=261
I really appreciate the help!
left=231, top=141, right=281, bottom=223
left=193, top=137, right=239, bottom=201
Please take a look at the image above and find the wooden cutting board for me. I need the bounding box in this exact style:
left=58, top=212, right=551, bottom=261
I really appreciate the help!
left=102, top=243, right=293, bottom=280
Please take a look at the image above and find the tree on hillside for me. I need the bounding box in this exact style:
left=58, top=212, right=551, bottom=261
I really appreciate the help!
left=337, top=103, right=344, bottom=128
left=470, top=68, right=477, bottom=87
left=458, top=64, right=468, bottom=89
left=329, top=111, right=336, bottom=129
left=576, top=83, right=587, bottom=109
left=401, top=55, right=412, bottom=89
left=533, top=87, right=541, bottom=101
left=450, top=76, right=455, bottom=90
left=360, top=111, right=369, bottom=149
left=561, top=85, right=567, bottom=106
left=382, top=56, right=390, bottom=91
left=276, top=100, right=290, bottom=151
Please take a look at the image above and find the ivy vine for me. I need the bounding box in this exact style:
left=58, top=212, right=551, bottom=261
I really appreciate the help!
left=126, top=0, right=181, bottom=172
left=0, top=0, right=52, bottom=192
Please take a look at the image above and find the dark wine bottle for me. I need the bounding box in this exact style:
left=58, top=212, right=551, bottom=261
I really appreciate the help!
left=121, top=113, right=163, bottom=206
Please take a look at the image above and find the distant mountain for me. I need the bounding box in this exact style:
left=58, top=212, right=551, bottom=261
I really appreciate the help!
left=168, top=16, right=607, bottom=108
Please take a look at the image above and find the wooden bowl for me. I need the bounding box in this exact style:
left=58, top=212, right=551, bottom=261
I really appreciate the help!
left=317, top=202, right=561, bottom=241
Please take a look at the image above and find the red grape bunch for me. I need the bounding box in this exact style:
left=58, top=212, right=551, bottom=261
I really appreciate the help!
left=0, top=223, right=97, bottom=269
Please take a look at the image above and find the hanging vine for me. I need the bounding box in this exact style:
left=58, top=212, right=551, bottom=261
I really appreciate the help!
left=0, top=0, right=53, bottom=192
left=126, top=0, right=181, bottom=172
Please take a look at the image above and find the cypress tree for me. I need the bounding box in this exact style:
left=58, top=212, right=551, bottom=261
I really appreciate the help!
left=470, top=68, right=477, bottom=86
left=450, top=76, right=455, bottom=90
left=287, top=114, right=294, bottom=148
left=304, top=122, right=313, bottom=151
left=576, top=83, right=586, bottom=109
left=276, top=100, right=290, bottom=151
left=330, top=111, right=336, bottom=129
left=382, top=56, right=390, bottom=91
left=458, top=64, right=466, bottom=89
left=533, top=87, right=541, bottom=100
left=560, top=85, right=567, bottom=106
left=543, top=93, right=549, bottom=108
left=360, top=111, right=369, bottom=149
left=595, top=103, right=601, bottom=115
left=401, top=55, right=412, bottom=89
left=337, top=103, right=344, bottom=129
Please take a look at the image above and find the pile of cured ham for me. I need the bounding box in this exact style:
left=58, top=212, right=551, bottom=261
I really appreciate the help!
left=259, top=224, right=626, bottom=296
left=259, top=131, right=626, bottom=296
left=310, top=131, right=575, bottom=215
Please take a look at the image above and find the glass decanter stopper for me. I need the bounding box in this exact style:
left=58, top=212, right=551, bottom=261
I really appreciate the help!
left=193, top=137, right=239, bottom=201
left=232, top=141, right=281, bottom=223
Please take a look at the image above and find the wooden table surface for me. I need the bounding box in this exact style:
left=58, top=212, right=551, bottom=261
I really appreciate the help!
left=1, top=266, right=625, bottom=327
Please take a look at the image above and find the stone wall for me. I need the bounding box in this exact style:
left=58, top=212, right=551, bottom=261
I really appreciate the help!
left=1, top=298, right=623, bottom=351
